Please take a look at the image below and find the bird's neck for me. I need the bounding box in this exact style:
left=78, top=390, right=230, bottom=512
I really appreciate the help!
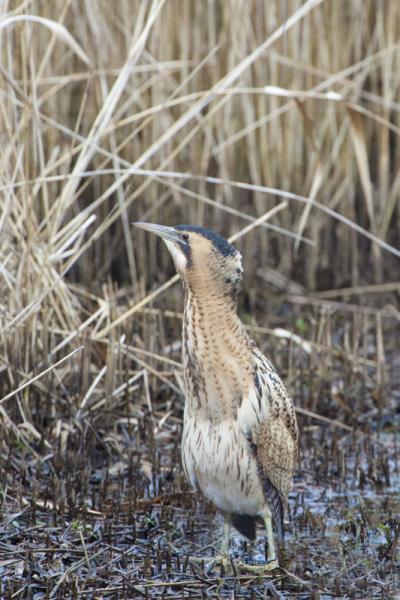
left=182, top=283, right=253, bottom=422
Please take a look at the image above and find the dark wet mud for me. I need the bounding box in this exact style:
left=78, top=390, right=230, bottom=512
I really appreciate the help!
left=0, top=410, right=398, bottom=599
left=0, top=309, right=399, bottom=598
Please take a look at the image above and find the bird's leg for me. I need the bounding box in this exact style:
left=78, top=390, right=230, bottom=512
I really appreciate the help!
left=214, top=514, right=231, bottom=567
left=237, top=508, right=279, bottom=574
left=188, top=515, right=231, bottom=571
left=263, top=508, right=279, bottom=567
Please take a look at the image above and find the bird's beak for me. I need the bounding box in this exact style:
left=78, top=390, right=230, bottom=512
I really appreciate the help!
left=133, top=222, right=182, bottom=244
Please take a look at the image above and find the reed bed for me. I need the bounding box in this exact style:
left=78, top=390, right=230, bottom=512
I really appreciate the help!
left=0, top=0, right=399, bottom=597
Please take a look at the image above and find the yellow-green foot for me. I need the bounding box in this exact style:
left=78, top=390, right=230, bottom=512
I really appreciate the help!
left=189, top=552, right=232, bottom=572
left=236, top=558, right=280, bottom=575
left=213, top=552, right=232, bottom=572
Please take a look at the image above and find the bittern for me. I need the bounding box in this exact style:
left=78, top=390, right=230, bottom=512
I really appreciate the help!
left=134, top=222, right=298, bottom=571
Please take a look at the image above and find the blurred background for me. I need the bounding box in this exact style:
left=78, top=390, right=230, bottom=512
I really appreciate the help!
left=0, top=1, right=399, bottom=597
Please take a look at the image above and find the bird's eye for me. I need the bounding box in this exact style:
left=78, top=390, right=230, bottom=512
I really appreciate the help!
left=181, top=233, right=189, bottom=241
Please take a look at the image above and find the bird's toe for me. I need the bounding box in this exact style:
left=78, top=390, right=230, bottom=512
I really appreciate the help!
left=236, top=558, right=280, bottom=575
left=189, top=551, right=233, bottom=573
left=214, top=551, right=231, bottom=571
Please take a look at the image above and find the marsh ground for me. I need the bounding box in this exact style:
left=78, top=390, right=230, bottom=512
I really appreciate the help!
left=1, top=1, right=400, bottom=597
left=1, top=300, right=399, bottom=599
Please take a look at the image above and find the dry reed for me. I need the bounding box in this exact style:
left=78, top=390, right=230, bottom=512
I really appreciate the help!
left=0, top=1, right=399, bottom=596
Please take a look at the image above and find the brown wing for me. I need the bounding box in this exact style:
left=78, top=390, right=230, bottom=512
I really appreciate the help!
left=256, top=416, right=297, bottom=540
left=251, top=351, right=298, bottom=539
left=257, top=415, right=297, bottom=502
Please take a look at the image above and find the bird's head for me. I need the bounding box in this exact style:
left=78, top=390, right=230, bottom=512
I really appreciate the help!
left=134, top=222, right=243, bottom=298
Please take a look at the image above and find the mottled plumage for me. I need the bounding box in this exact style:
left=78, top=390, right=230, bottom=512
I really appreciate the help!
left=134, top=222, right=298, bottom=570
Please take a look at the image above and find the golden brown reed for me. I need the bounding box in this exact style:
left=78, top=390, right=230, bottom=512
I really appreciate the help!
left=0, top=0, right=399, bottom=449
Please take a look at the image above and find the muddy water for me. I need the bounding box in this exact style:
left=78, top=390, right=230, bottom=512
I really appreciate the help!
left=0, top=411, right=398, bottom=598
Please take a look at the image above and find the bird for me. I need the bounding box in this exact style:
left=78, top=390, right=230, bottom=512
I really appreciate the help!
left=134, top=222, right=298, bottom=572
